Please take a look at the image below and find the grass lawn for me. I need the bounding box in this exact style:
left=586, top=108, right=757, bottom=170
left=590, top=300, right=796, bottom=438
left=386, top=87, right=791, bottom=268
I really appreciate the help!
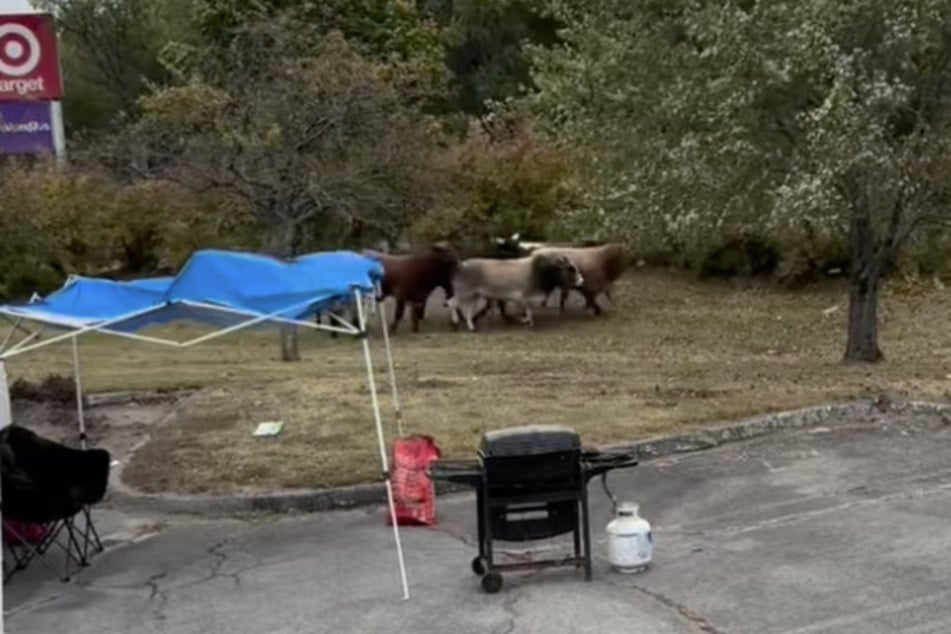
left=6, top=269, right=951, bottom=494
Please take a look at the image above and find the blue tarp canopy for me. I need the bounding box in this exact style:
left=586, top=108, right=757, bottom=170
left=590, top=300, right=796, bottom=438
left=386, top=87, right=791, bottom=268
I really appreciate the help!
left=0, top=249, right=384, bottom=333
left=0, top=249, right=412, bottom=604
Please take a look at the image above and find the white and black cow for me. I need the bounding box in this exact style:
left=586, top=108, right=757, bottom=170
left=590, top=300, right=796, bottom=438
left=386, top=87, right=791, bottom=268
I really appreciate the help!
left=447, top=252, right=584, bottom=331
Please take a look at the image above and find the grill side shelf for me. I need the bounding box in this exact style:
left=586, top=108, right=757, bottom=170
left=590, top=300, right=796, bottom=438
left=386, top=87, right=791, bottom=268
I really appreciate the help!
left=428, top=459, right=483, bottom=488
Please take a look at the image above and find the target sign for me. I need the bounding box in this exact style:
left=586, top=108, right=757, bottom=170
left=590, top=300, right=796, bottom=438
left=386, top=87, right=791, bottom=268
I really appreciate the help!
left=0, top=14, right=62, bottom=101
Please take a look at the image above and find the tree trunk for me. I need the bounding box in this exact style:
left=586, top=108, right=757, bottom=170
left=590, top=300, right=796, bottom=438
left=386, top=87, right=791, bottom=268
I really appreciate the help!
left=844, top=275, right=883, bottom=363
left=843, top=209, right=884, bottom=363
left=279, top=323, right=300, bottom=362
left=271, top=221, right=301, bottom=362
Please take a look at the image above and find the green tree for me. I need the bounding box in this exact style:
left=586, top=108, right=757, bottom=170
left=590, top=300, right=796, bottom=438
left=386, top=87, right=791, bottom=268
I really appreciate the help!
left=522, top=0, right=951, bottom=363
left=166, top=0, right=447, bottom=109
left=37, top=0, right=199, bottom=134
left=105, top=13, right=442, bottom=360
left=420, top=0, right=562, bottom=117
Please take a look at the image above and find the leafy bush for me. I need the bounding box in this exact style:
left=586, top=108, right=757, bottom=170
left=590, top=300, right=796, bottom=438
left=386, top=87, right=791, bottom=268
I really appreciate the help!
left=898, top=232, right=951, bottom=280
left=109, top=179, right=256, bottom=273
left=9, top=374, right=77, bottom=404
left=0, top=160, right=247, bottom=300
left=0, top=160, right=114, bottom=298
left=775, top=231, right=850, bottom=287
left=698, top=234, right=780, bottom=279
left=410, top=119, right=578, bottom=250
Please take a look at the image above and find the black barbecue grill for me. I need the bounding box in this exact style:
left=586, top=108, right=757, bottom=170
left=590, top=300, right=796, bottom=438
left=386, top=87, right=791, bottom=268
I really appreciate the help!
left=429, top=424, right=638, bottom=593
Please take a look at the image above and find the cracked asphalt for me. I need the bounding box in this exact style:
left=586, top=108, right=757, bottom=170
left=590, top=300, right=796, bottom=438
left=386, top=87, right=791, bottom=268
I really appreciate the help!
left=8, top=407, right=951, bottom=634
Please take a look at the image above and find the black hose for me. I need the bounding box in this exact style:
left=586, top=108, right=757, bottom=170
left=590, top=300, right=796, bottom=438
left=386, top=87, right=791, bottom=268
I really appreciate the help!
left=602, top=472, right=620, bottom=515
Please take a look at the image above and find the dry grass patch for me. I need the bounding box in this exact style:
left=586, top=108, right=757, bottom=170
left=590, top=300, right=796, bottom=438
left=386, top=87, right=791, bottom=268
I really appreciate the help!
left=7, top=270, right=951, bottom=494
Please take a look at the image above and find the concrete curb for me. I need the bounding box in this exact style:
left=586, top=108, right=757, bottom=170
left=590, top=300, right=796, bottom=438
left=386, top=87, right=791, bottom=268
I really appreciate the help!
left=104, top=398, right=951, bottom=517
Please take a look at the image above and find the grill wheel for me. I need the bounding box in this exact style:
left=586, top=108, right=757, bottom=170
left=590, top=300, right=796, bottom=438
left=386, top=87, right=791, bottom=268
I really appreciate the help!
left=471, top=556, right=486, bottom=576
left=481, top=572, right=503, bottom=594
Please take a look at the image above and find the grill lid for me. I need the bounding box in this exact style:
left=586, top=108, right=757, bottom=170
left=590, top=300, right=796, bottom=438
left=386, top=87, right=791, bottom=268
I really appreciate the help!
left=480, top=425, right=580, bottom=458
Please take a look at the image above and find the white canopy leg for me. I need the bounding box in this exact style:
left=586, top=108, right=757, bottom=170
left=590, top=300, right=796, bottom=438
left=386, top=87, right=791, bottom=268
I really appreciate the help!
left=375, top=284, right=404, bottom=438
left=0, top=318, right=22, bottom=353
left=72, top=337, right=87, bottom=449
left=354, top=289, right=410, bottom=601
left=0, top=360, right=10, bottom=633
left=0, top=361, right=10, bottom=433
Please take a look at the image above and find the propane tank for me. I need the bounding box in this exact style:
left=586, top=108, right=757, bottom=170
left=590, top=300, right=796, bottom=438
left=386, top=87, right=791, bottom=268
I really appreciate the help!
left=606, top=502, right=653, bottom=573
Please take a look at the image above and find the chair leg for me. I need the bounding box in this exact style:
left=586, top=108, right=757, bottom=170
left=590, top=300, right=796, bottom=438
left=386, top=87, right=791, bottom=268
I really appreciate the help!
left=11, top=521, right=59, bottom=568
left=5, top=536, right=31, bottom=572
left=2, top=510, right=104, bottom=583
left=64, top=517, right=88, bottom=567
left=81, top=506, right=103, bottom=559
left=3, top=521, right=70, bottom=582
left=3, top=541, right=15, bottom=580
left=35, top=521, right=62, bottom=555
left=40, top=519, right=86, bottom=574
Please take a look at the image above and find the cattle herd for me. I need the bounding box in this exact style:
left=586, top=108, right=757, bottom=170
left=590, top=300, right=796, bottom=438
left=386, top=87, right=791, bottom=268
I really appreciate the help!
left=320, top=235, right=627, bottom=334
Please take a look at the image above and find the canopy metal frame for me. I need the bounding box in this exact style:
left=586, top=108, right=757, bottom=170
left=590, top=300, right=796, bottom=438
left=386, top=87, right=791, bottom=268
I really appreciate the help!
left=0, top=287, right=411, bottom=633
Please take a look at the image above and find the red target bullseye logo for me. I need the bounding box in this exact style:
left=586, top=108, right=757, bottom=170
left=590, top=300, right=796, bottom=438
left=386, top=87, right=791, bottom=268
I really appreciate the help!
left=0, top=23, right=41, bottom=78
left=0, top=14, right=63, bottom=101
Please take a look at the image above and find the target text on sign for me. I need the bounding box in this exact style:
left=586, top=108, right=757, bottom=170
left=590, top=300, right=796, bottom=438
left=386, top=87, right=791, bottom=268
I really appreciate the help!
left=0, top=77, right=46, bottom=97
left=0, top=14, right=62, bottom=102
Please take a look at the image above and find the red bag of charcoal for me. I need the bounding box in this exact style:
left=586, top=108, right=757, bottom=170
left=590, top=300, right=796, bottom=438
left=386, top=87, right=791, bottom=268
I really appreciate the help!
left=386, top=435, right=441, bottom=526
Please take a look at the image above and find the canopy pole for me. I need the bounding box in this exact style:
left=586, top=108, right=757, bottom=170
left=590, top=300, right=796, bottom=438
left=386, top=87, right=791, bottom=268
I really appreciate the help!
left=374, top=285, right=404, bottom=438
left=71, top=337, right=87, bottom=449
left=3, top=329, right=42, bottom=357
left=354, top=288, right=410, bottom=601
left=0, top=317, right=22, bottom=353
left=0, top=360, right=10, bottom=633
left=0, top=362, right=11, bottom=431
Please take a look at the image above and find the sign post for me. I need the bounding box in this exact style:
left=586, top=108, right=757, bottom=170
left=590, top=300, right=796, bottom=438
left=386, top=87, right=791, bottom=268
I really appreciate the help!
left=0, top=13, right=65, bottom=161
left=0, top=360, right=5, bottom=633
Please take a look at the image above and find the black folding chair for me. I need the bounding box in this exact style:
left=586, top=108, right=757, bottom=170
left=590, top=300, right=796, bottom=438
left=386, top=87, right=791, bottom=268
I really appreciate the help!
left=1, top=425, right=110, bottom=582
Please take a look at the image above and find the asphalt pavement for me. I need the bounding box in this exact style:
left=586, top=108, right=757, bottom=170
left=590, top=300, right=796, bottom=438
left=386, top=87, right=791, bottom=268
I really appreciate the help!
left=8, top=410, right=951, bottom=634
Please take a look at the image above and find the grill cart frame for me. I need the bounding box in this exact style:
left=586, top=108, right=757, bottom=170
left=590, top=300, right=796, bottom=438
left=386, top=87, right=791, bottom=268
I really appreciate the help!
left=431, top=425, right=638, bottom=593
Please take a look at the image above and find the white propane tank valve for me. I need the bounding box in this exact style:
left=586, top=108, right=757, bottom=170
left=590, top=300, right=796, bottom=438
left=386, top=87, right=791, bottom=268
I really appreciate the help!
left=606, top=502, right=653, bottom=574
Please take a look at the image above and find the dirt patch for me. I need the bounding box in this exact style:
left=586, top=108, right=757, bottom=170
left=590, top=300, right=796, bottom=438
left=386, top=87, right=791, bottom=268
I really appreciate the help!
left=9, top=374, right=76, bottom=405
left=10, top=392, right=186, bottom=466
left=412, top=377, right=461, bottom=390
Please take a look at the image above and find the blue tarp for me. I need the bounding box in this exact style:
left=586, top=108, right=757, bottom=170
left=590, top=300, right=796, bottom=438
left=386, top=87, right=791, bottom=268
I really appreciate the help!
left=0, top=249, right=383, bottom=333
